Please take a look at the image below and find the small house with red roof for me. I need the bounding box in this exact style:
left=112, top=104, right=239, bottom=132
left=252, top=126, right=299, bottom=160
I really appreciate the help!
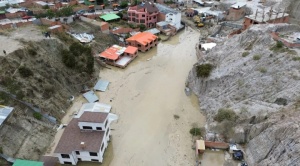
left=126, top=32, right=158, bottom=52
left=99, top=45, right=138, bottom=68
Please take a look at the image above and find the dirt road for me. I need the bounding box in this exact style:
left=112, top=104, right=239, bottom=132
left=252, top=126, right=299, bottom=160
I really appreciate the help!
left=98, top=29, right=206, bottom=166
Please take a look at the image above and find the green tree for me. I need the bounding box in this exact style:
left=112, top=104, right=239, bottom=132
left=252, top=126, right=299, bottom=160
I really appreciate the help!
left=120, top=1, right=128, bottom=8
left=139, top=24, right=146, bottom=31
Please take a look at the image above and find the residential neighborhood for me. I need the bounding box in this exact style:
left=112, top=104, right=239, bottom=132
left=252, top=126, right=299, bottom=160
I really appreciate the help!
left=0, top=0, right=300, bottom=166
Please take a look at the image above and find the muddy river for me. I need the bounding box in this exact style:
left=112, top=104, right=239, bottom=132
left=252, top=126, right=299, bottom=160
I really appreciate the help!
left=55, top=28, right=224, bottom=166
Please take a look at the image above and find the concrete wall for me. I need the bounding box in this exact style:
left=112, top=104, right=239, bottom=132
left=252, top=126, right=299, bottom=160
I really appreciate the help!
left=226, top=7, right=246, bottom=21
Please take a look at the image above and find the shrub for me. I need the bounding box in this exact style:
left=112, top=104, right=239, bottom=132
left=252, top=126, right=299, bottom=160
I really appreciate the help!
left=139, top=24, right=146, bottom=31
left=33, top=112, right=42, bottom=120
left=258, top=67, right=267, bottom=73
left=292, top=57, right=300, bottom=61
left=19, top=66, right=33, bottom=77
left=274, top=98, right=287, bottom=106
left=120, top=1, right=128, bottom=8
left=253, top=55, right=261, bottom=60
left=28, top=48, right=37, bottom=56
left=196, top=63, right=213, bottom=78
left=116, top=12, right=123, bottom=19
left=189, top=127, right=202, bottom=136
left=275, top=41, right=283, bottom=48
left=214, top=108, right=237, bottom=122
left=173, top=114, right=180, bottom=120
left=214, top=120, right=235, bottom=140
left=242, top=52, right=249, bottom=57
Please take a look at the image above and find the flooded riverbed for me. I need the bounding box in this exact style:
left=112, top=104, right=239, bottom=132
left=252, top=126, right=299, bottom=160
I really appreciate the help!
left=97, top=28, right=206, bottom=166
left=46, top=28, right=225, bottom=166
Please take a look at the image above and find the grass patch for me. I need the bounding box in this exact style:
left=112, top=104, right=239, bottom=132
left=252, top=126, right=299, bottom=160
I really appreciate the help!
left=258, top=67, right=267, bottom=73
left=214, top=108, right=237, bottom=122
left=196, top=63, right=213, bottom=78
left=33, top=112, right=42, bottom=120
left=189, top=127, right=203, bottom=136
left=242, top=52, right=249, bottom=57
left=253, top=55, right=261, bottom=60
left=292, top=57, right=300, bottom=61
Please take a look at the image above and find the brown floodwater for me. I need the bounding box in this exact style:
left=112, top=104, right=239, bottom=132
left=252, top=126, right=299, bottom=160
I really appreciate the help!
left=66, top=28, right=223, bottom=166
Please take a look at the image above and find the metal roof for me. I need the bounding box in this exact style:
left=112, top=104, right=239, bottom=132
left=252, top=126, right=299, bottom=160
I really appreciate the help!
left=155, top=3, right=179, bottom=14
left=100, top=13, right=120, bottom=21
left=94, top=79, right=110, bottom=92
left=231, top=2, right=246, bottom=9
left=145, top=28, right=160, bottom=35
left=13, top=159, right=43, bottom=166
left=0, top=106, right=14, bottom=126
left=157, top=21, right=169, bottom=26
left=83, top=90, right=99, bottom=103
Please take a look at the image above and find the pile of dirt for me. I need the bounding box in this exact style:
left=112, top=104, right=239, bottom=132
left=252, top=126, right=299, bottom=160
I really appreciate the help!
left=187, top=23, right=300, bottom=165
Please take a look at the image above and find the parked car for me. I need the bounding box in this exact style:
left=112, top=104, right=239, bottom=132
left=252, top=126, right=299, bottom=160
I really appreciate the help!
left=88, top=9, right=95, bottom=13
left=233, top=150, right=244, bottom=160
left=76, top=10, right=86, bottom=15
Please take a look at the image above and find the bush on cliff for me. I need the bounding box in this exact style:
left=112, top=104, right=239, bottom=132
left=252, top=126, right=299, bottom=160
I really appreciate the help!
left=196, top=63, right=213, bottom=78
left=214, top=108, right=237, bottom=122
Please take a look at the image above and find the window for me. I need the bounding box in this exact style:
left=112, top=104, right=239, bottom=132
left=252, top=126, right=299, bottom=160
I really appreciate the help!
left=137, top=44, right=141, bottom=48
left=153, top=16, right=156, bottom=19
left=61, top=154, right=70, bottom=158
left=82, top=126, right=92, bottom=130
left=75, top=151, right=80, bottom=155
left=64, top=162, right=72, bottom=165
left=142, top=14, right=145, bottom=17
left=104, top=120, right=108, bottom=128
left=96, top=127, right=102, bottom=130
left=106, top=128, right=110, bottom=136
left=132, top=13, right=135, bottom=16
left=132, top=18, right=135, bottom=22
left=101, top=143, right=104, bottom=151
left=89, top=152, right=98, bottom=156
left=91, top=159, right=99, bottom=162
left=78, top=158, right=82, bottom=161
left=140, top=19, right=145, bottom=23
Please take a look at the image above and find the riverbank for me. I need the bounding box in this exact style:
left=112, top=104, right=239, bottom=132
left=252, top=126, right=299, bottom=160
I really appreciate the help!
left=98, top=28, right=205, bottom=166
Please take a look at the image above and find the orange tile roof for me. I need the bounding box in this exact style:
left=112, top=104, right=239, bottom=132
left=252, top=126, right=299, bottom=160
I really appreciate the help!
left=124, top=46, right=138, bottom=54
left=126, top=32, right=157, bottom=46
left=99, top=45, right=126, bottom=60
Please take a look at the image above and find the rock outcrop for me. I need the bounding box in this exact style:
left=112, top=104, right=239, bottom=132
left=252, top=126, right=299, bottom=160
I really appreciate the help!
left=187, top=24, right=300, bottom=165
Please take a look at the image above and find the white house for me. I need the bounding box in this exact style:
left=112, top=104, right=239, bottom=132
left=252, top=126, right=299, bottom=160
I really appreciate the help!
left=54, top=103, right=118, bottom=165
left=155, top=3, right=182, bottom=30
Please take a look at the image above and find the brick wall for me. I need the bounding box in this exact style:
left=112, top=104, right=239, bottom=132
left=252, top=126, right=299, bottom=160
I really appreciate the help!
left=5, top=12, right=26, bottom=19
left=270, top=32, right=300, bottom=48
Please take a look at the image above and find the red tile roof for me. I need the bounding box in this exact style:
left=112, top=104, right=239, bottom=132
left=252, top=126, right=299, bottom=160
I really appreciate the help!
left=80, top=112, right=108, bottom=123
left=54, top=118, right=105, bottom=154
left=124, top=46, right=138, bottom=55
left=126, top=32, right=157, bottom=46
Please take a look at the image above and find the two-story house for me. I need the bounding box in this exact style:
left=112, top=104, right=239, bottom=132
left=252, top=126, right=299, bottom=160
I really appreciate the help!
left=54, top=103, right=117, bottom=165
left=126, top=32, right=158, bottom=52
left=155, top=3, right=182, bottom=30
left=127, top=2, right=159, bottom=28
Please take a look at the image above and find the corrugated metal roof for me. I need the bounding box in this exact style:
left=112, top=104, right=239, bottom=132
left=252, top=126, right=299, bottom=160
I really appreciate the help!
left=13, top=159, right=43, bottom=166
left=146, top=28, right=160, bottom=35
left=94, top=79, right=110, bottom=92
left=83, top=90, right=99, bottom=103
left=0, top=106, right=14, bottom=126
left=100, top=13, right=120, bottom=21
left=157, top=21, right=168, bottom=26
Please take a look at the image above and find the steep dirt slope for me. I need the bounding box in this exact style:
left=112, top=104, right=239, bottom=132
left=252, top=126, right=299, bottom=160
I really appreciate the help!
left=0, top=36, right=101, bottom=160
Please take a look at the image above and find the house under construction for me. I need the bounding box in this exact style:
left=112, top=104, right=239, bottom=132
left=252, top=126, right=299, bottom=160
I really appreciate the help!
left=243, top=7, right=289, bottom=30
